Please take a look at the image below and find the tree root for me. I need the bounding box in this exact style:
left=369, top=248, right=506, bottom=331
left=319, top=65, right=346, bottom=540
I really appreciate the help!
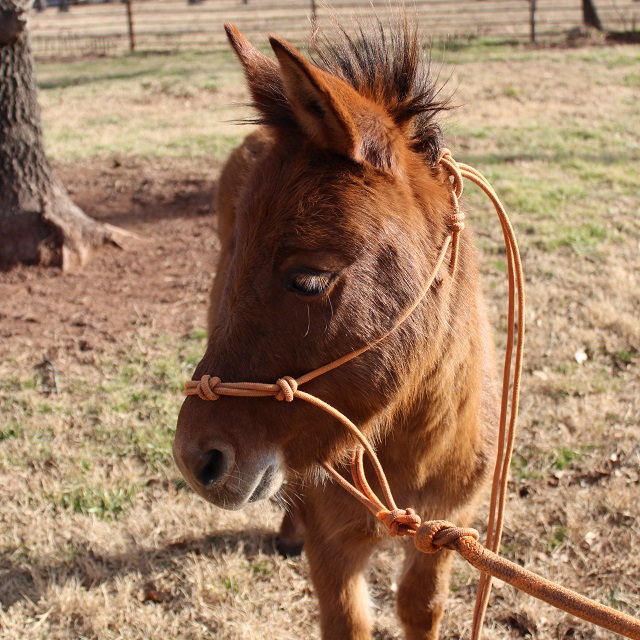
left=0, top=184, right=144, bottom=271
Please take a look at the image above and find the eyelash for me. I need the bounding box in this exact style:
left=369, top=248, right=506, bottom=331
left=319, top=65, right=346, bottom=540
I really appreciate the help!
left=284, top=271, right=334, bottom=296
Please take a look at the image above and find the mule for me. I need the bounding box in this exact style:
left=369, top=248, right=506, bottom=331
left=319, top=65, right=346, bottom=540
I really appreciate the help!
left=174, top=19, right=498, bottom=640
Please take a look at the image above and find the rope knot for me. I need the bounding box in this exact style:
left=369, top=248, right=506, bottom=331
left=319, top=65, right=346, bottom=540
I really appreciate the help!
left=376, top=508, right=421, bottom=537
left=275, top=376, right=298, bottom=402
left=196, top=374, right=221, bottom=401
left=448, top=211, right=466, bottom=234
left=414, top=520, right=479, bottom=554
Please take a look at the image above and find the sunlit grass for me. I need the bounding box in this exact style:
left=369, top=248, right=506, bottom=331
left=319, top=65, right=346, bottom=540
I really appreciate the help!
left=0, top=330, right=206, bottom=491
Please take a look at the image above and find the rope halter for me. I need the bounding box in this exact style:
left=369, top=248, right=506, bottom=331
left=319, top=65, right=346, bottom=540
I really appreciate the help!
left=180, top=150, right=640, bottom=639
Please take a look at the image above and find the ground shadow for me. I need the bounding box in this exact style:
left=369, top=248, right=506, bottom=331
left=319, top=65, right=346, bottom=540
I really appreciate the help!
left=0, top=526, right=284, bottom=609
left=55, top=161, right=219, bottom=230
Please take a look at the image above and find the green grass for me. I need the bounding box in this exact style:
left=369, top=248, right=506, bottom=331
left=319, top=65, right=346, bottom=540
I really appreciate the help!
left=32, top=42, right=639, bottom=258
left=615, top=348, right=637, bottom=364
left=0, top=330, right=207, bottom=515
left=53, top=484, right=143, bottom=519
left=35, top=49, right=247, bottom=161
left=32, top=39, right=640, bottom=259
left=551, top=446, right=589, bottom=471
left=452, top=120, right=639, bottom=256
left=547, top=525, right=567, bottom=550
left=0, top=422, right=23, bottom=441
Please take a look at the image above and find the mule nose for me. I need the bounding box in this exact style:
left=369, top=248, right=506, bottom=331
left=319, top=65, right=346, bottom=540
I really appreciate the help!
left=195, top=447, right=233, bottom=488
left=192, top=443, right=235, bottom=489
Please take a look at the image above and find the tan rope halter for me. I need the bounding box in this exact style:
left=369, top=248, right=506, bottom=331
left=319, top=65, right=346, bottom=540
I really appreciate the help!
left=184, top=149, right=640, bottom=640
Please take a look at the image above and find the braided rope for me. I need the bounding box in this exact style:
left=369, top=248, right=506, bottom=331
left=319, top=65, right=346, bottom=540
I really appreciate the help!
left=183, top=150, right=640, bottom=640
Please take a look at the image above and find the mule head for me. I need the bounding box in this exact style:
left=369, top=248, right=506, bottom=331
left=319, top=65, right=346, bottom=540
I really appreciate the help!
left=174, top=22, right=457, bottom=510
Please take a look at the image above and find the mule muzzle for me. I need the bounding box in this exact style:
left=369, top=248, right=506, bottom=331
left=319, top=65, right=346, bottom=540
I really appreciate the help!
left=173, top=399, right=285, bottom=510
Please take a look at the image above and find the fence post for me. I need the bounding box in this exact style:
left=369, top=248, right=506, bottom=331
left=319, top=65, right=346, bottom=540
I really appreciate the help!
left=125, top=0, right=135, bottom=53
left=529, top=0, right=537, bottom=43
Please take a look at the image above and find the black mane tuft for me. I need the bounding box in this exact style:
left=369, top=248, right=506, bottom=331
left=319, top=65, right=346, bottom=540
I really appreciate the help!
left=309, top=16, right=450, bottom=164
left=242, top=16, right=451, bottom=165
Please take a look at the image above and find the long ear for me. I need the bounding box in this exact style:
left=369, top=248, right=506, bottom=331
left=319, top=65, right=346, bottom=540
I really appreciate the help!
left=269, top=36, right=398, bottom=170
left=224, top=23, right=293, bottom=127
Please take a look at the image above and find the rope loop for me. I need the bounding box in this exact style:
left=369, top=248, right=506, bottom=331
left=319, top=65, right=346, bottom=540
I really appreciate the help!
left=438, top=148, right=466, bottom=276
left=177, top=153, right=640, bottom=640
left=439, top=148, right=464, bottom=198
left=414, top=520, right=480, bottom=554
left=377, top=508, right=422, bottom=537
left=197, top=374, right=221, bottom=401
left=275, top=376, right=298, bottom=402
left=438, top=149, right=466, bottom=234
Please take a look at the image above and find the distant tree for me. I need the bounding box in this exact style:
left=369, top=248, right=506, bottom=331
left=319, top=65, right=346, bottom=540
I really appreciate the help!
left=0, top=0, right=121, bottom=270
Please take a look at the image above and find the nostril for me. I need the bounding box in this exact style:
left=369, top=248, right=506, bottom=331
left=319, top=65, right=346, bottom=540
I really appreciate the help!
left=196, top=449, right=230, bottom=488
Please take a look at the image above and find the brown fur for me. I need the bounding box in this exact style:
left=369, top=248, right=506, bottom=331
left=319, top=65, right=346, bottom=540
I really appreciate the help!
left=174, top=19, right=498, bottom=640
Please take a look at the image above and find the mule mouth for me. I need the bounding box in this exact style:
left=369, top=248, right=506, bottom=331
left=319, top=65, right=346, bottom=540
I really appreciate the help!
left=248, top=464, right=279, bottom=503
left=196, top=461, right=285, bottom=511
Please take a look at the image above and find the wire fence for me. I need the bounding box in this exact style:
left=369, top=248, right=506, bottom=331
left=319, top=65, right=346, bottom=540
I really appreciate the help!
left=29, top=0, right=640, bottom=58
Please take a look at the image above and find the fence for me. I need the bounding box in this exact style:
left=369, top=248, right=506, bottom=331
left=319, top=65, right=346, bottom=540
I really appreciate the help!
left=28, top=0, right=640, bottom=58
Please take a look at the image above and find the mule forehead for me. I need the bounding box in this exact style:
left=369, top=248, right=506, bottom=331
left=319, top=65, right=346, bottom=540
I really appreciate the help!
left=234, top=135, right=428, bottom=261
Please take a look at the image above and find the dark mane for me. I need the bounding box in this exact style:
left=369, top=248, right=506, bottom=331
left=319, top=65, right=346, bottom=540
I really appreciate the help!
left=310, top=18, right=450, bottom=163
left=242, top=17, right=450, bottom=165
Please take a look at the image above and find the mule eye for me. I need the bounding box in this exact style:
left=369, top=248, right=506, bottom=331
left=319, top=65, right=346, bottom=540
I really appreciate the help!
left=283, top=269, right=334, bottom=296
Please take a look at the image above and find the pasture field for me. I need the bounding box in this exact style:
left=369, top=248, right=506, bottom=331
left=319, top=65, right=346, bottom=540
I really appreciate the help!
left=1, top=37, right=639, bottom=639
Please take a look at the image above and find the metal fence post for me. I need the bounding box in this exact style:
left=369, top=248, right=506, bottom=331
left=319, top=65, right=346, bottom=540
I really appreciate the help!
left=530, top=0, right=537, bottom=43
left=126, top=0, right=135, bottom=53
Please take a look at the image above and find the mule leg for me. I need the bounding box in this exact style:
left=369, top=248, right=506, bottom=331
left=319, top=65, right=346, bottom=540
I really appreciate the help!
left=275, top=490, right=305, bottom=557
left=396, top=545, right=454, bottom=640
left=304, top=524, right=376, bottom=640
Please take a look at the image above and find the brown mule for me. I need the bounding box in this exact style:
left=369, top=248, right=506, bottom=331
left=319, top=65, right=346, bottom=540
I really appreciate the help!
left=174, top=19, right=498, bottom=640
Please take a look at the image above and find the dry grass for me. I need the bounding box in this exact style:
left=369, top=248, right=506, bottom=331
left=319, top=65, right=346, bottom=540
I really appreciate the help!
left=1, top=39, right=639, bottom=639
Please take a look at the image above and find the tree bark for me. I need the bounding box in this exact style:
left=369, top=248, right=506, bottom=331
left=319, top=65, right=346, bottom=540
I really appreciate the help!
left=0, top=0, right=118, bottom=270
left=582, top=0, right=604, bottom=31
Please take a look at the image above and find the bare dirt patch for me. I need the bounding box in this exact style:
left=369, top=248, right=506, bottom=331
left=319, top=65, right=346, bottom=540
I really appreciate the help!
left=0, top=157, right=217, bottom=363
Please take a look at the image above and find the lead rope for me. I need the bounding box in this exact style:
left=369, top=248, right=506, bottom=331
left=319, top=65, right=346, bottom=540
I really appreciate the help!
left=184, top=150, right=640, bottom=640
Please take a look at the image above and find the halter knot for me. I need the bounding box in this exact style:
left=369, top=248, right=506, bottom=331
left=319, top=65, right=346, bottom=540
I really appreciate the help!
left=414, top=520, right=479, bottom=554
left=448, top=211, right=466, bottom=234
left=376, top=508, right=421, bottom=537
left=197, top=374, right=221, bottom=401
left=275, top=376, right=298, bottom=402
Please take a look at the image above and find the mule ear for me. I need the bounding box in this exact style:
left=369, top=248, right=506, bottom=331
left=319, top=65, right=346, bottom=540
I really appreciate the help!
left=224, top=23, right=292, bottom=127
left=268, top=36, right=359, bottom=158
left=269, top=36, right=397, bottom=170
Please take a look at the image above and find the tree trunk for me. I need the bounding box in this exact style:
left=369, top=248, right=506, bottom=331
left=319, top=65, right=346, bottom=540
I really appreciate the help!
left=0, top=0, right=119, bottom=270
left=582, top=0, right=604, bottom=31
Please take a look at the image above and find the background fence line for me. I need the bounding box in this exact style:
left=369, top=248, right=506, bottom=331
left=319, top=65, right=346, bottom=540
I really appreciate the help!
left=28, top=0, right=640, bottom=58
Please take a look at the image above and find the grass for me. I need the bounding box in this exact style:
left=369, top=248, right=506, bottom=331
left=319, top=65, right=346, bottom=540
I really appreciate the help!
left=0, top=332, right=204, bottom=485
left=550, top=446, right=590, bottom=471
left=0, top=39, right=637, bottom=640
left=36, top=50, right=248, bottom=161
